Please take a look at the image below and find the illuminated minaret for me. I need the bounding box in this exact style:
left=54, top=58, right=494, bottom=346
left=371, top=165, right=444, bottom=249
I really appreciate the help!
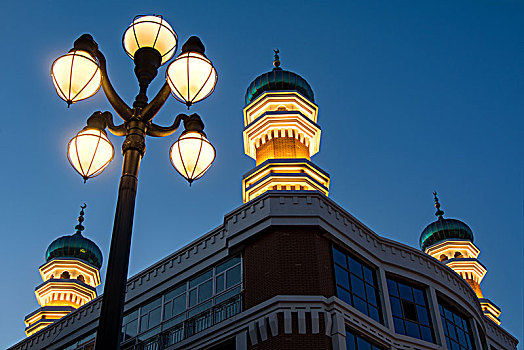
left=24, top=205, right=103, bottom=336
left=242, top=50, right=330, bottom=203
left=420, top=192, right=502, bottom=325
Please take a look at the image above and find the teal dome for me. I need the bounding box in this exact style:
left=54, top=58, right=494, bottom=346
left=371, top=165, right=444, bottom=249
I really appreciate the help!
left=46, top=232, right=103, bottom=269
left=245, top=67, right=314, bottom=106
left=420, top=218, right=474, bottom=251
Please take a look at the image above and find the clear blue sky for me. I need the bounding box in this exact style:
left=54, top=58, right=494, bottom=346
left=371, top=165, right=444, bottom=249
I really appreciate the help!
left=1, top=0, right=522, bottom=348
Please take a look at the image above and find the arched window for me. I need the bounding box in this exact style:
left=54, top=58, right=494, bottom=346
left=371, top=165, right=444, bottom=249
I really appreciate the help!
left=439, top=254, right=448, bottom=262
left=454, top=251, right=463, bottom=259
left=60, top=271, right=70, bottom=279
left=77, top=275, right=85, bottom=283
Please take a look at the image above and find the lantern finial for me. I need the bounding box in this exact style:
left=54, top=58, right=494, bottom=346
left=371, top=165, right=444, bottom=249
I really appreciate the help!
left=433, top=191, right=444, bottom=219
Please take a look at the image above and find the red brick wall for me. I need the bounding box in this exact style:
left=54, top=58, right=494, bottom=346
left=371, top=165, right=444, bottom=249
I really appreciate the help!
left=243, top=227, right=335, bottom=308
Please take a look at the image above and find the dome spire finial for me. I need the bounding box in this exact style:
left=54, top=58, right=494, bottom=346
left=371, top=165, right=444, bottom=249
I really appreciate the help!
left=273, top=49, right=281, bottom=69
left=433, top=191, right=444, bottom=219
left=75, top=203, right=86, bottom=234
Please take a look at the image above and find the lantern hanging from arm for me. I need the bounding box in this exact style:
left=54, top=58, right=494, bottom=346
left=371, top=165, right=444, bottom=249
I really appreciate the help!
left=169, top=114, right=215, bottom=184
left=67, top=126, right=114, bottom=183
left=166, top=36, right=217, bottom=108
left=122, top=15, right=178, bottom=65
left=51, top=49, right=102, bottom=107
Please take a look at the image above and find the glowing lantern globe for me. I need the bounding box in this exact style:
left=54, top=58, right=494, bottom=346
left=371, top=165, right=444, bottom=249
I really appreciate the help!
left=122, top=15, right=178, bottom=65
left=166, top=36, right=217, bottom=107
left=51, top=50, right=102, bottom=106
left=169, top=131, right=215, bottom=184
left=67, top=128, right=115, bottom=182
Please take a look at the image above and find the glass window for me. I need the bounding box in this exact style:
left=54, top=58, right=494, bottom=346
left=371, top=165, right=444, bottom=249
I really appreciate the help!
left=333, top=246, right=382, bottom=324
left=439, top=301, right=475, bottom=350
left=386, top=277, right=434, bottom=343
left=346, top=329, right=383, bottom=350
left=120, top=255, right=243, bottom=346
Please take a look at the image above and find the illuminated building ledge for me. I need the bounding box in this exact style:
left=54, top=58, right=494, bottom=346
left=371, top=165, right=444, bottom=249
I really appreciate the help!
left=444, top=258, right=487, bottom=283
left=480, top=298, right=502, bottom=325
left=39, top=258, right=101, bottom=287
left=24, top=306, right=76, bottom=336
left=243, top=112, right=321, bottom=158
left=35, top=279, right=97, bottom=307
left=244, top=90, right=318, bottom=125
left=242, top=159, right=330, bottom=203
left=425, top=239, right=480, bottom=260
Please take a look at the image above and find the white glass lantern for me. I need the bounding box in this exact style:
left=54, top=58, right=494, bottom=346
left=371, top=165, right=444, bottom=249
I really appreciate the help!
left=51, top=50, right=102, bottom=106
left=122, top=15, right=178, bottom=65
left=67, top=128, right=114, bottom=182
left=166, top=51, right=217, bottom=107
left=169, top=131, right=215, bottom=184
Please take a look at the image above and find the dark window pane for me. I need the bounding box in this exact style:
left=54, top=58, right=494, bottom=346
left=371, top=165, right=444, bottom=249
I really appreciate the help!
left=172, top=294, right=186, bottom=315
left=337, top=286, right=351, bottom=305
left=445, top=308, right=453, bottom=321
left=387, top=279, right=398, bottom=296
left=458, top=330, right=467, bottom=346
left=333, top=248, right=347, bottom=268
left=446, top=337, right=452, bottom=350
left=198, top=279, right=213, bottom=302
left=454, top=313, right=463, bottom=328
left=398, top=283, right=413, bottom=302
left=189, top=288, right=197, bottom=307
left=354, top=296, right=368, bottom=315
left=215, top=286, right=241, bottom=303
left=189, top=269, right=212, bottom=288
left=216, top=256, right=241, bottom=274
left=141, top=297, right=162, bottom=314
left=226, top=264, right=241, bottom=288
left=401, top=300, right=418, bottom=322
left=215, top=274, right=224, bottom=293
left=335, top=265, right=350, bottom=289
left=124, top=319, right=138, bottom=339
left=390, top=297, right=402, bottom=317
left=405, top=321, right=420, bottom=339
left=164, top=285, right=186, bottom=301
left=163, top=301, right=172, bottom=320
left=369, top=305, right=380, bottom=323
left=363, top=265, right=374, bottom=284
left=366, top=284, right=377, bottom=306
left=448, top=321, right=458, bottom=340
left=149, top=307, right=161, bottom=328
left=346, top=332, right=356, bottom=350
left=438, top=304, right=444, bottom=315
left=452, top=340, right=460, bottom=350
left=417, top=305, right=430, bottom=326
left=348, top=257, right=363, bottom=278
left=139, top=315, right=148, bottom=332
left=393, top=317, right=405, bottom=334
left=187, top=300, right=212, bottom=318
left=441, top=317, right=449, bottom=335
left=351, top=275, right=366, bottom=299
left=420, top=326, right=433, bottom=342
left=413, top=288, right=425, bottom=305
left=357, top=337, right=372, bottom=350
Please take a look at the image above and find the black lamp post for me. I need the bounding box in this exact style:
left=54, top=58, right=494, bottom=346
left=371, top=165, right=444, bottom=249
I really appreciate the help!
left=50, top=15, right=218, bottom=350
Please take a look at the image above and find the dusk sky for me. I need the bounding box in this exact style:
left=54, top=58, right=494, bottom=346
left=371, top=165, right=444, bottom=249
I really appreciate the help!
left=1, top=0, right=522, bottom=348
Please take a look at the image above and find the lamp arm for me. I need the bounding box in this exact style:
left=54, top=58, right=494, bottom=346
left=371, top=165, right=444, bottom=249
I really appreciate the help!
left=142, top=82, right=172, bottom=122
left=146, top=113, right=187, bottom=137
left=102, top=111, right=126, bottom=136
left=95, top=50, right=133, bottom=121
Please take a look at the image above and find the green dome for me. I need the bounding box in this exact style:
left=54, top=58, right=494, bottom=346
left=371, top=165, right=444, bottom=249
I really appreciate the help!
left=245, top=67, right=314, bottom=106
left=46, top=232, right=103, bottom=269
left=420, top=218, right=474, bottom=251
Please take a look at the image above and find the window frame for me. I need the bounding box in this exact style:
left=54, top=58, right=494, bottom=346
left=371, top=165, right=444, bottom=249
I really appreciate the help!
left=386, top=275, right=435, bottom=343
left=332, top=245, right=383, bottom=324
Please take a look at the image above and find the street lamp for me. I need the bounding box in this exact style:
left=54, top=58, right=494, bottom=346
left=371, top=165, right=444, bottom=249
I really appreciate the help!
left=51, top=15, right=217, bottom=350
